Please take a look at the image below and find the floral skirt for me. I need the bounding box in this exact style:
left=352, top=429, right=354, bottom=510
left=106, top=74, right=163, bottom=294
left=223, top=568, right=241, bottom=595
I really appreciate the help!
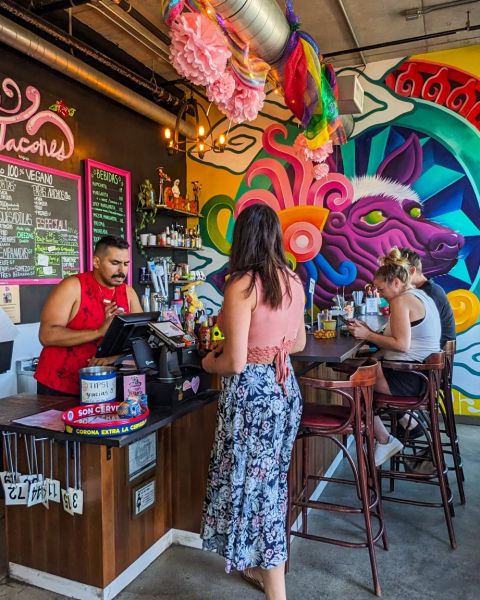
left=200, top=360, right=302, bottom=572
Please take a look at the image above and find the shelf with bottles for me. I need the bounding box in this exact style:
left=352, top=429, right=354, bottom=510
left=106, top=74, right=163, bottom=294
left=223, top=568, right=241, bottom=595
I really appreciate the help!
left=171, top=279, right=205, bottom=286
left=139, top=205, right=203, bottom=219
left=142, top=245, right=204, bottom=251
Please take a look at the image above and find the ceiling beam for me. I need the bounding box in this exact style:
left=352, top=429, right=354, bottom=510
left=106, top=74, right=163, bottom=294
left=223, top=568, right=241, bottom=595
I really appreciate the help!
left=32, top=0, right=90, bottom=15
left=324, top=22, right=480, bottom=58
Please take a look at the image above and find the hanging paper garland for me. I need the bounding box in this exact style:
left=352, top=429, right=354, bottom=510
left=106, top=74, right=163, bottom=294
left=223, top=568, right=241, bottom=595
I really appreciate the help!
left=161, top=0, right=344, bottom=144
left=169, top=12, right=231, bottom=86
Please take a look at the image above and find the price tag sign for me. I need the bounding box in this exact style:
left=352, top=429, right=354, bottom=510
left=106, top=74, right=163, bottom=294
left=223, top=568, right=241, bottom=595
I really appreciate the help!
left=42, top=481, right=49, bottom=509
left=4, top=482, right=29, bottom=505
left=68, top=487, right=84, bottom=515
left=20, top=473, right=44, bottom=485
left=61, top=488, right=74, bottom=515
left=0, top=471, right=21, bottom=488
left=45, top=478, right=61, bottom=503
left=27, top=481, right=46, bottom=507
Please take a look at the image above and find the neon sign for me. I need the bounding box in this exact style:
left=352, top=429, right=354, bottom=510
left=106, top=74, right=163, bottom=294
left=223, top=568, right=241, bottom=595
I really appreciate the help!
left=0, top=77, right=74, bottom=162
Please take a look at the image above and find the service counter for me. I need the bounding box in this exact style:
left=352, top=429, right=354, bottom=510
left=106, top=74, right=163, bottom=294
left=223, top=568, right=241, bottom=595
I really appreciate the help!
left=0, top=392, right=219, bottom=599
left=0, top=318, right=387, bottom=599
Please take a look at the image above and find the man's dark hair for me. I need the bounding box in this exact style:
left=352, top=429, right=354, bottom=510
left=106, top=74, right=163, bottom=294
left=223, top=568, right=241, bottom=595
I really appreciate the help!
left=94, top=235, right=129, bottom=256
left=399, top=247, right=423, bottom=273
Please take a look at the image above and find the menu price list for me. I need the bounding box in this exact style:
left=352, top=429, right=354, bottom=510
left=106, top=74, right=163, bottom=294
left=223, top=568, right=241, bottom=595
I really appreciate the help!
left=0, top=156, right=81, bottom=282
left=89, top=166, right=127, bottom=245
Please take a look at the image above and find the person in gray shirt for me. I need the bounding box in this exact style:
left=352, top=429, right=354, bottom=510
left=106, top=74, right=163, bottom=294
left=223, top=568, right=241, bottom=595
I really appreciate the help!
left=399, top=248, right=456, bottom=348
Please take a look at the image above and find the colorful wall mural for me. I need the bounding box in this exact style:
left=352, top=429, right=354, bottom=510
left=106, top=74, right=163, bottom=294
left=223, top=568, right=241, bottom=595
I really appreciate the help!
left=188, top=45, right=480, bottom=417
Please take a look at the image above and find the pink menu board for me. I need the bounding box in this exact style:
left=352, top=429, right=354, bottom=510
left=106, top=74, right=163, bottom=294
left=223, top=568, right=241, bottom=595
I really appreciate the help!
left=84, top=159, right=132, bottom=283
left=0, top=154, right=83, bottom=284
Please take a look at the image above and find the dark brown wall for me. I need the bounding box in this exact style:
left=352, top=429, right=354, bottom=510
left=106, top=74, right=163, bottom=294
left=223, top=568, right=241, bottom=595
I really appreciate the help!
left=0, top=44, right=187, bottom=323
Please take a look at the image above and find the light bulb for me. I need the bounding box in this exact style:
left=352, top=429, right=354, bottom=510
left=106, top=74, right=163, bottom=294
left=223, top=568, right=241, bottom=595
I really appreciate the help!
left=198, top=125, right=205, bottom=138
left=164, top=127, right=172, bottom=140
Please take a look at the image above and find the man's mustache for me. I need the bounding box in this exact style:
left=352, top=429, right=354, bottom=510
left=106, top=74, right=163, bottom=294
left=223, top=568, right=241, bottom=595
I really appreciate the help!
left=112, top=273, right=126, bottom=279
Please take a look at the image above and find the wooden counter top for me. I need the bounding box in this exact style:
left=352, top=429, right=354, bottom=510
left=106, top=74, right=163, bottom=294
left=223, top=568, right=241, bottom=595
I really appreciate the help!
left=0, top=390, right=219, bottom=447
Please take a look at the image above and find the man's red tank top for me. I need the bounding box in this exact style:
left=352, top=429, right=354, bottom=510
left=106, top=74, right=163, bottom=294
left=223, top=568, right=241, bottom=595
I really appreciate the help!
left=35, top=271, right=129, bottom=395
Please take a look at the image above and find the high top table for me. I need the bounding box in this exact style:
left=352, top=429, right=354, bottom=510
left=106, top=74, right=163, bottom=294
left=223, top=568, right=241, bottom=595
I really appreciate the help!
left=293, top=315, right=388, bottom=375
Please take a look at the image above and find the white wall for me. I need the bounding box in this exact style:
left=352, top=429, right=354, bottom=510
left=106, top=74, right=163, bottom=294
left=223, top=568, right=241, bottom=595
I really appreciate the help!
left=0, top=323, right=42, bottom=399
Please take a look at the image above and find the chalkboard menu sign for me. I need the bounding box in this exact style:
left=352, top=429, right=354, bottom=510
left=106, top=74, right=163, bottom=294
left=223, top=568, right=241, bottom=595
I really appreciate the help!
left=0, top=154, right=83, bottom=284
left=85, top=159, right=132, bottom=282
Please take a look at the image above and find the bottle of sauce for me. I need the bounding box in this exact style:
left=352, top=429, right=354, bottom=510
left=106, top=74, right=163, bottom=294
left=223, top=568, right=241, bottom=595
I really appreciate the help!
left=199, top=320, right=211, bottom=351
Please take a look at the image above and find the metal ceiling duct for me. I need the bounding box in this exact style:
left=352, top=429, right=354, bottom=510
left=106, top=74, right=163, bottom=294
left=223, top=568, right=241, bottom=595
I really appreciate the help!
left=0, top=14, right=196, bottom=138
left=209, top=0, right=290, bottom=64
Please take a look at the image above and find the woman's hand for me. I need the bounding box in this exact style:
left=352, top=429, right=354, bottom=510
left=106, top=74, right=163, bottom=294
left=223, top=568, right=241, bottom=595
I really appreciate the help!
left=201, top=351, right=217, bottom=373
left=211, top=341, right=224, bottom=357
left=348, top=320, right=372, bottom=340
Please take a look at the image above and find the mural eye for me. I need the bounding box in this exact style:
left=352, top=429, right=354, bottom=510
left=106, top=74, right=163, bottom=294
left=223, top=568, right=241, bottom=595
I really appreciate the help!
left=409, top=207, right=422, bottom=218
left=362, top=210, right=385, bottom=225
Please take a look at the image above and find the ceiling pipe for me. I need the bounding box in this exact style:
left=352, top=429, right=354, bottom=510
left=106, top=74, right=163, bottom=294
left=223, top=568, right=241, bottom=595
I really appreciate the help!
left=0, top=0, right=180, bottom=105
left=0, top=14, right=197, bottom=138
left=334, top=0, right=367, bottom=66
left=208, top=0, right=290, bottom=64
left=109, top=0, right=171, bottom=47
left=90, top=0, right=171, bottom=64
left=32, top=0, right=90, bottom=14
left=403, top=0, right=480, bottom=21
left=324, top=22, right=480, bottom=58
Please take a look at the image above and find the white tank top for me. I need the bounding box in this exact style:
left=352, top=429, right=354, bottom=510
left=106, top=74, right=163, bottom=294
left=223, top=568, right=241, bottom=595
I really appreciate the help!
left=383, top=288, right=441, bottom=362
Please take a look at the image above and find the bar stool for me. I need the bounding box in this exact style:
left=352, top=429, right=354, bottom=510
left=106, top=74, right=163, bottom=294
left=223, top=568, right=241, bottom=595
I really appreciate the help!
left=403, top=341, right=466, bottom=505
left=374, top=351, right=457, bottom=549
left=288, top=359, right=386, bottom=597
left=440, top=341, right=466, bottom=504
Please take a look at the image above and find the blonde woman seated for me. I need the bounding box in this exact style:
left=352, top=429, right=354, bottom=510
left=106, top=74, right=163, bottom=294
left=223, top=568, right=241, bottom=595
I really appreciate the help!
left=348, top=247, right=441, bottom=467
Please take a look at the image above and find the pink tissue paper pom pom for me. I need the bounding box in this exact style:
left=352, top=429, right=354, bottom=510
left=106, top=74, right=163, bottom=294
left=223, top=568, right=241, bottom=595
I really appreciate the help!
left=169, top=13, right=231, bottom=86
left=222, top=81, right=266, bottom=124
left=294, top=134, right=333, bottom=163
left=313, top=163, right=330, bottom=181
left=206, top=71, right=236, bottom=107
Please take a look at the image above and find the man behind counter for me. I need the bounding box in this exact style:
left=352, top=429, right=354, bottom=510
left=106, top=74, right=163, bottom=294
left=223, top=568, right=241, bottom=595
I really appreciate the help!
left=35, top=235, right=142, bottom=396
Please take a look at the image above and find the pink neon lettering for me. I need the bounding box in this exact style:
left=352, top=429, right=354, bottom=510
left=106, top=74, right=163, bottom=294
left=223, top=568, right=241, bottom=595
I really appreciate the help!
left=0, top=77, right=74, bottom=161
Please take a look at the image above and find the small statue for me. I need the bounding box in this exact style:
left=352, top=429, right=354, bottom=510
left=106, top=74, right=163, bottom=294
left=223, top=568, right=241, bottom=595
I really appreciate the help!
left=191, top=180, right=202, bottom=214
left=172, top=179, right=181, bottom=199
left=157, top=167, right=171, bottom=207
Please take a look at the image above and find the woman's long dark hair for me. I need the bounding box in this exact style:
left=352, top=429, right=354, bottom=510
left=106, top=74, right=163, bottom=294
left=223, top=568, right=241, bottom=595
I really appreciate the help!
left=228, top=204, right=294, bottom=309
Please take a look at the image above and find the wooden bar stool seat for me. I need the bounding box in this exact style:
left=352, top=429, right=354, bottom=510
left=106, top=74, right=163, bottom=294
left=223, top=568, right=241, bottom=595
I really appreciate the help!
left=374, top=351, right=457, bottom=549
left=288, top=359, right=386, bottom=597
left=300, top=403, right=365, bottom=430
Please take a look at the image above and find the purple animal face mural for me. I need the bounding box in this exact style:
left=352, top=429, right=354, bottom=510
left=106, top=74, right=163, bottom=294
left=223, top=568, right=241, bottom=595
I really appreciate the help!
left=232, top=125, right=464, bottom=307
left=313, top=135, right=463, bottom=302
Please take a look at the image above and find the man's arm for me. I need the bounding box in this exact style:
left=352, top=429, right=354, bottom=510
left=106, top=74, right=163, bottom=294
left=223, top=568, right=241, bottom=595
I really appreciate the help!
left=127, top=286, right=143, bottom=313
left=39, top=277, right=115, bottom=347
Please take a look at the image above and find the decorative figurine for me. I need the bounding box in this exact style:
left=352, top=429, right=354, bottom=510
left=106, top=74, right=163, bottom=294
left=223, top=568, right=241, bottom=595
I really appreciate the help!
left=157, top=167, right=171, bottom=207
left=172, top=179, right=181, bottom=198
left=191, top=180, right=202, bottom=214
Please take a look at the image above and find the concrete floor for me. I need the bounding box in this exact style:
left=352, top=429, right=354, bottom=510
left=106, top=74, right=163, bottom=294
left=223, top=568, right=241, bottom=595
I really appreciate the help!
left=1, top=424, right=479, bottom=599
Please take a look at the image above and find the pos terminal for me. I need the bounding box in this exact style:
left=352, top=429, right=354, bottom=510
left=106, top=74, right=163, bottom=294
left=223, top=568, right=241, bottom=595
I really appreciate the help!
left=96, top=312, right=211, bottom=406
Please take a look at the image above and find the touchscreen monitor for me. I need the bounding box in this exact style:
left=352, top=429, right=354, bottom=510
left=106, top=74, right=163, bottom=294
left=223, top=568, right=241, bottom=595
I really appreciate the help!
left=95, top=311, right=160, bottom=358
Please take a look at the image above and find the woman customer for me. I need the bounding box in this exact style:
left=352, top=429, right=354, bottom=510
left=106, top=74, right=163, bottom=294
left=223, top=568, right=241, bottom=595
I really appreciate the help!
left=201, top=204, right=306, bottom=600
left=348, top=247, right=441, bottom=467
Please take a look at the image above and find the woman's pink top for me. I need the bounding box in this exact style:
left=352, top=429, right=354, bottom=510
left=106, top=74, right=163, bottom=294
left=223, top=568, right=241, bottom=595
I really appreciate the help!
left=219, top=271, right=305, bottom=385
